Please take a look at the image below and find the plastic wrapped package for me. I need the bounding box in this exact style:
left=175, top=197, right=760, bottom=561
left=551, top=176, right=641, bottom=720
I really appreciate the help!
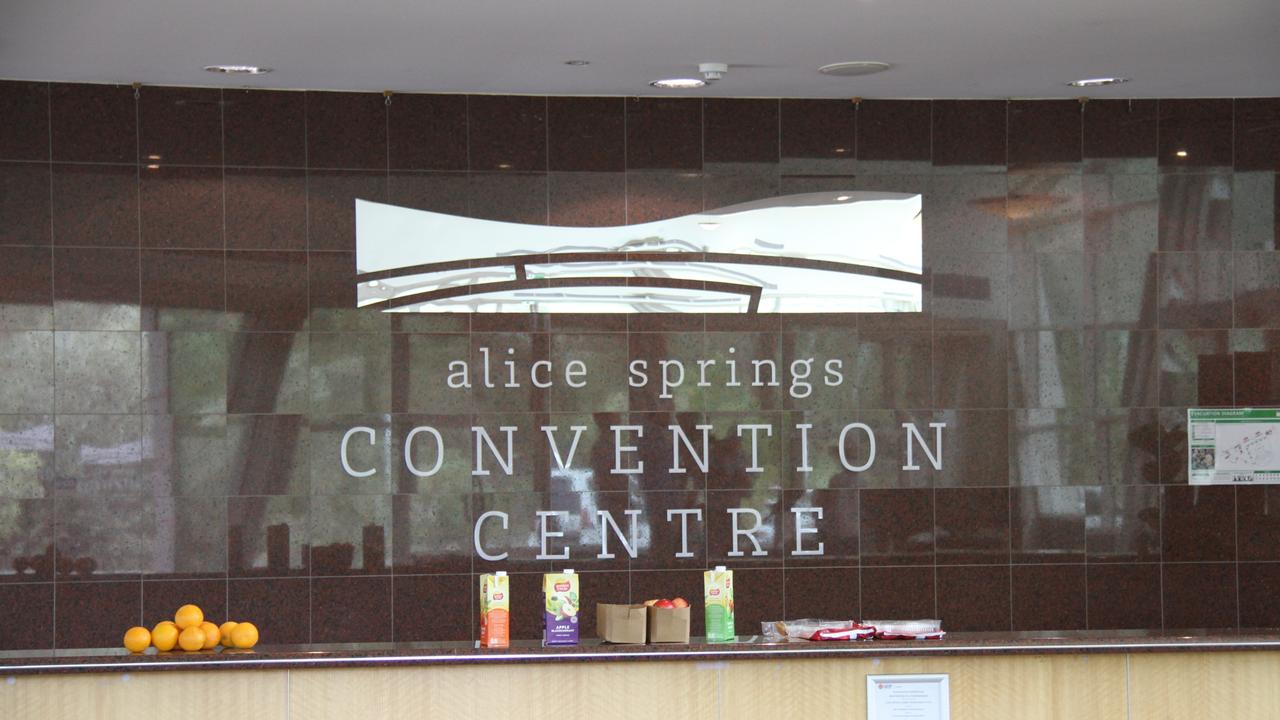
left=761, top=619, right=875, bottom=641
left=862, top=619, right=946, bottom=640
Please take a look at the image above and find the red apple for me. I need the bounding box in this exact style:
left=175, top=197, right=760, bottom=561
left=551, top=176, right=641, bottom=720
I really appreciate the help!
left=671, top=597, right=689, bottom=609
left=654, top=599, right=675, bottom=609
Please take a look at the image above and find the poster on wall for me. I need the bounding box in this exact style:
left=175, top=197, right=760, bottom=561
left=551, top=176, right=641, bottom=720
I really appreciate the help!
left=1187, top=409, right=1280, bottom=485
left=866, top=674, right=950, bottom=720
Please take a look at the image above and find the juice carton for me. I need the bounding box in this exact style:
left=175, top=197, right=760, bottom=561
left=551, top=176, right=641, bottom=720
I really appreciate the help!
left=479, top=571, right=509, bottom=648
left=542, top=569, right=580, bottom=645
left=703, top=566, right=735, bottom=643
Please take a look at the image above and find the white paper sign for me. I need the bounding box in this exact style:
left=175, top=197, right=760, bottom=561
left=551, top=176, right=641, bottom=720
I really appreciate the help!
left=867, top=674, right=950, bottom=720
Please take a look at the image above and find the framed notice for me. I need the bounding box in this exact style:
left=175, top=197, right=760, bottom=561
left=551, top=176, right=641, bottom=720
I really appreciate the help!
left=866, top=674, right=950, bottom=720
left=1188, top=409, right=1280, bottom=485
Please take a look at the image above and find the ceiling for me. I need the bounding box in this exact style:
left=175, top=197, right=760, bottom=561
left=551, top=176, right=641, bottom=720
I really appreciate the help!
left=3, top=0, right=1278, bottom=98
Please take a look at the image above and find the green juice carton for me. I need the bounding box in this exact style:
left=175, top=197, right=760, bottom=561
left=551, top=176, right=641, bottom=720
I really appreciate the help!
left=542, top=569, right=580, bottom=646
left=703, top=566, right=735, bottom=642
left=479, top=571, right=509, bottom=648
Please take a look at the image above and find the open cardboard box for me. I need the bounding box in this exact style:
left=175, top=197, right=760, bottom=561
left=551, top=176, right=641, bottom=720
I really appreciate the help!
left=647, top=606, right=691, bottom=643
left=597, top=603, right=647, bottom=644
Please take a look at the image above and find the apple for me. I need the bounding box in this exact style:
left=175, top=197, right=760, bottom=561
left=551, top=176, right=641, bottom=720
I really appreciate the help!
left=654, top=599, right=675, bottom=609
left=671, top=597, right=689, bottom=609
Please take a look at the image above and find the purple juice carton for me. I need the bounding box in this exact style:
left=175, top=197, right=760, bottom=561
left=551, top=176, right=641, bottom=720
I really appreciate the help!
left=542, top=569, right=580, bottom=646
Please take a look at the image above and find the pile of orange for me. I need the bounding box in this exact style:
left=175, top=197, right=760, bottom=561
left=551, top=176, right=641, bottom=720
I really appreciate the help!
left=122, top=604, right=259, bottom=653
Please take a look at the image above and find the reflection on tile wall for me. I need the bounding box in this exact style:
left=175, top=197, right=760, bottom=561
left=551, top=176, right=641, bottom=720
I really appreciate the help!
left=1, top=81, right=1279, bottom=649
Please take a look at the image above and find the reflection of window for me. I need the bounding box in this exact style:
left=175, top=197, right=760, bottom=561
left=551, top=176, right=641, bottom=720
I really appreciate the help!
left=356, top=192, right=923, bottom=314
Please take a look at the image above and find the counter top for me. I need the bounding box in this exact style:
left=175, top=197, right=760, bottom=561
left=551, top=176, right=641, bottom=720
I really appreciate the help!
left=6, top=629, right=1280, bottom=675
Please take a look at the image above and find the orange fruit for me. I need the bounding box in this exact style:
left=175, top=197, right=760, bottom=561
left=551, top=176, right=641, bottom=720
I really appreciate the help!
left=218, top=621, right=238, bottom=646
left=123, top=627, right=151, bottom=653
left=229, top=622, right=259, bottom=649
left=178, top=625, right=206, bottom=652
left=174, top=604, right=204, bottom=630
left=199, top=621, right=221, bottom=649
left=151, top=622, right=179, bottom=651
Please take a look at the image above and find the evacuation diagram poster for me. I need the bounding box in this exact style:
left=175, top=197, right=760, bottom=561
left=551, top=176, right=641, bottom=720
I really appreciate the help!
left=1188, top=409, right=1280, bottom=484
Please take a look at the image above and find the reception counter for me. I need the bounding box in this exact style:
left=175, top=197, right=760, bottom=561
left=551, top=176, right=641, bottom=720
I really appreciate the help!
left=4, top=631, right=1280, bottom=719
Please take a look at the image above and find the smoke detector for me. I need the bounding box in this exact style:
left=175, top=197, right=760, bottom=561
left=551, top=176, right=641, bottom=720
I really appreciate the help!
left=699, top=62, right=729, bottom=82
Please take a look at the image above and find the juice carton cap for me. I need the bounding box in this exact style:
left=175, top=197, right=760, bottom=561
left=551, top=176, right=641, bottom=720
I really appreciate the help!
left=496, top=571, right=507, bottom=577
left=715, top=565, right=727, bottom=572
left=563, top=569, right=574, bottom=574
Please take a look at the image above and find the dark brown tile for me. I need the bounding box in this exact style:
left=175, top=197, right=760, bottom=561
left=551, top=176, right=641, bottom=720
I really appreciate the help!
left=1157, top=407, right=1190, bottom=485
left=1086, top=253, right=1158, bottom=329
left=0, top=416, right=53, bottom=499
left=1158, top=330, right=1232, bottom=407
left=703, top=169, right=778, bottom=209
left=141, top=415, right=229, bottom=497
left=0, top=331, right=52, bottom=414
left=1238, top=562, right=1280, bottom=628
left=227, top=496, right=309, bottom=576
left=50, top=83, right=135, bottom=163
left=0, top=162, right=51, bottom=246
left=227, top=334, right=308, bottom=414
left=856, top=100, right=931, bottom=165
left=1237, top=486, right=1280, bottom=561
left=306, top=91, right=387, bottom=169
left=547, top=96, right=625, bottom=172
left=571, top=571, right=630, bottom=640
left=1158, top=252, right=1233, bottom=329
left=1083, top=99, right=1157, bottom=166
left=934, top=409, right=1012, bottom=488
left=228, top=577, right=310, bottom=644
left=1157, top=174, right=1232, bottom=251
left=932, top=331, right=1008, bottom=409
left=860, top=566, right=935, bottom=619
left=141, top=249, right=225, bottom=330
left=1162, top=485, right=1235, bottom=562
left=932, top=100, right=1006, bottom=168
left=629, top=490, right=708, bottom=570
left=224, top=90, right=306, bottom=167
left=310, top=251, right=389, bottom=333
left=1163, top=562, right=1237, bottom=629
left=387, top=170, right=468, bottom=217
left=226, top=250, right=308, bottom=331
left=1086, top=485, right=1160, bottom=562
left=1159, top=99, right=1234, bottom=170
left=1011, top=486, right=1085, bottom=563
left=1235, top=252, right=1280, bottom=328
left=0, top=584, right=53, bottom=649
left=143, top=578, right=226, bottom=627
left=52, top=247, right=140, bottom=330
left=310, top=495, right=392, bottom=574
left=935, top=487, right=1009, bottom=565
left=704, top=99, right=778, bottom=164
left=0, top=81, right=50, bottom=160
left=1087, top=564, right=1162, bottom=630
left=937, top=565, right=1011, bottom=631
left=706, top=489, right=785, bottom=567
left=626, top=171, right=702, bottom=223
left=141, top=331, right=229, bottom=415
left=505, top=571, right=546, bottom=640
left=50, top=163, right=138, bottom=247
left=728, top=568, right=784, bottom=637
left=1007, top=175, right=1084, bottom=253
left=388, top=93, right=467, bottom=171
left=467, top=172, right=547, bottom=224
left=307, top=169, right=386, bottom=251
left=626, top=98, right=702, bottom=171
left=393, top=574, right=472, bottom=642
left=225, top=168, right=307, bottom=250
left=138, top=86, right=222, bottom=165
left=1008, top=253, right=1085, bottom=330
left=226, top=415, right=309, bottom=495
left=782, top=489, right=858, bottom=567
left=1008, top=330, right=1090, bottom=408
left=55, top=580, right=141, bottom=648
left=1011, top=564, right=1086, bottom=631
left=1008, top=100, right=1082, bottom=167
left=929, top=251, right=1006, bottom=328
left=1235, top=344, right=1280, bottom=406
left=1235, top=99, right=1280, bottom=171
left=311, top=576, right=393, bottom=642
left=784, top=568, right=859, bottom=620
left=0, top=499, right=53, bottom=580
left=0, top=246, right=52, bottom=330
left=468, top=95, right=547, bottom=172
left=548, top=172, right=625, bottom=227
left=780, top=99, right=855, bottom=171
left=860, top=489, right=933, bottom=566
left=391, top=494, right=472, bottom=574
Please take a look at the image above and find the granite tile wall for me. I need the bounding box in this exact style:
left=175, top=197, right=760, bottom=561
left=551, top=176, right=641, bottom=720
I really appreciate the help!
left=1, top=81, right=1278, bottom=649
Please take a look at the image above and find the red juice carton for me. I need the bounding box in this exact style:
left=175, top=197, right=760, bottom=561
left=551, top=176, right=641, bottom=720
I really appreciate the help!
left=543, top=569, right=580, bottom=646
left=479, top=571, right=509, bottom=648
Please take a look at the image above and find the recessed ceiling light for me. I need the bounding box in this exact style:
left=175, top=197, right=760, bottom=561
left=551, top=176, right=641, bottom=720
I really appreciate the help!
left=834, top=148, right=849, bottom=154
left=835, top=195, right=852, bottom=202
left=1065, top=77, right=1130, bottom=87
left=1175, top=150, right=1189, bottom=158
left=564, top=60, right=590, bottom=66
left=818, top=61, right=891, bottom=77
left=203, top=65, right=273, bottom=75
left=650, top=78, right=706, bottom=89
left=698, top=222, right=721, bottom=231
left=146, top=154, right=161, bottom=160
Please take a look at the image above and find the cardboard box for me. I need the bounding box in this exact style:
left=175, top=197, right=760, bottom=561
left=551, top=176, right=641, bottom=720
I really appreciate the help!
left=646, top=606, right=691, bottom=643
left=597, top=603, right=647, bottom=644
